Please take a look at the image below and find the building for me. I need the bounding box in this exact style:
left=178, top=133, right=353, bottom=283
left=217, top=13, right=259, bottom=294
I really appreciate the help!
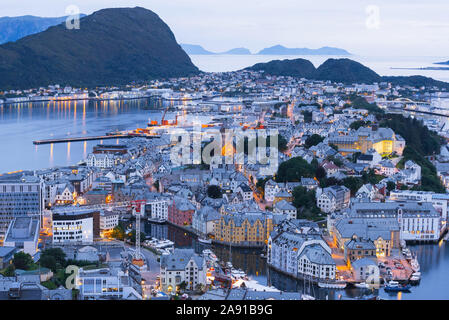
left=316, top=185, right=350, bottom=213
left=344, top=236, right=377, bottom=266
left=214, top=212, right=285, bottom=247
left=167, top=196, right=196, bottom=227
left=145, top=198, right=170, bottom=220
left=273, top=200, right=297, bottom=219
left=0, top=174, right=43, bottom=238
left=351, top=258, right=379, bottom=282
left=328, top=127, right=405, bottom=156
left=388, top=190, right=448, bottom=226
left=192, top=206, right=220, bottom=237
left=160, top=249, right=206, bottom=293
left=77, top=267, right=142, bottom=300
left=350, top=202, right=441, bottom=242
left=267, top=222, right=336, bottom=281
left=52, top=210, right=99, bottom=244
left=99, top=210, right=119, bottom=236
left=86, top=153, right=116, bottom=169
left=0, top=247, right=17, bottom=269
left=3, top=217, right=40, bottom=256
left=330, top=215, right=399, bottom=257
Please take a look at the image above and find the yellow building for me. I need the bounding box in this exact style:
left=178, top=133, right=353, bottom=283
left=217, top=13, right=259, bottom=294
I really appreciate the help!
left=214, top=212, right=283, bottom=247
left=328, top=127, right=405, bottom=156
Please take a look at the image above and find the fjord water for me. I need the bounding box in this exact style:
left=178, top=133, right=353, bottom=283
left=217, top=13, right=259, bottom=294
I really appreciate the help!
left=0, top=98, right=167, bottom=173
left=146, top=221, right=449, bottom=300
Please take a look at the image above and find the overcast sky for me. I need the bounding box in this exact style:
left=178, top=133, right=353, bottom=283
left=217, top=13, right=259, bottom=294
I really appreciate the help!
left=2, top=0, right=449, bottom=56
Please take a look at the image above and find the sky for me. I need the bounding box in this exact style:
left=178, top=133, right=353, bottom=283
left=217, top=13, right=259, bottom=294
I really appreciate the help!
left=1, top=0, right=449, bottom=56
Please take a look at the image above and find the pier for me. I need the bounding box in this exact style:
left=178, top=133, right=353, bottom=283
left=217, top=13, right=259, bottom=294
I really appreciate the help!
left=33, top=134, right=160, bottom=145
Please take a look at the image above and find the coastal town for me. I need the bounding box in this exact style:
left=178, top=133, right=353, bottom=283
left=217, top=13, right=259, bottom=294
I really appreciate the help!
left=0, top=68, right=448, bottom=300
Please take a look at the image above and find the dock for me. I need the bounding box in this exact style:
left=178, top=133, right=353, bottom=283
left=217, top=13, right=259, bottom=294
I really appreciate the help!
left=33, top=134, right=160, bottom=145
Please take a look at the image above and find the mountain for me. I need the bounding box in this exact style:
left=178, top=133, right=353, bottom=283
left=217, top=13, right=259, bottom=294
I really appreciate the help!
left=314, top=58, right=381, bottom=83
left=435, top=60, right=449, bottom=65
left=180, top=43, right=215, bottom=55
left=0, top=7, right=199, bottom=89
left=0, top=15, right=86, bottom=44
left=244, top=58, right=449, bottom=89
left=220, top=48, right=251, bottom=55
left=246, top=58, right=316, bottom=78
left=181, top=44, right=251, bottom=55
left=257, top=45, right=351, bottom=55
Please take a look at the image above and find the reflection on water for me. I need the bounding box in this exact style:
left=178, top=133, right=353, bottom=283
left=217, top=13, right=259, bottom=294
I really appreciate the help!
left=145, top=222, right=449, bottom=300
left=0, top=98, right=168, bottom=173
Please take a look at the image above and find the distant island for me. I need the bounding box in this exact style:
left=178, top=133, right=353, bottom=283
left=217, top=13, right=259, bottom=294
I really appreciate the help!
left=180, top=43, right=350, bottom=56
left=0, top=14, right=86, bottom=44
left=0, top=7, right=199, bottom=89
left=245, top=58, right=449, bottom=89
left=257, top=44, right=351, bottom=55
left=435, top=60, right=449, bottom=66
left=181, top=44, right=252, bottom=55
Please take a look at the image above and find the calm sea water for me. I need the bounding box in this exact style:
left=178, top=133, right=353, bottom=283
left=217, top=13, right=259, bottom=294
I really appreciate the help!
left=0, top=98, right=171, bottom=173
left=146, top=222, right=449, bottom=300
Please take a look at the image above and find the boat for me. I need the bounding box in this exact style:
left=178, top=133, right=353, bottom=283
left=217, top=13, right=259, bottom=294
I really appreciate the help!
left=384, top=281, right=411, bottom=292
left=231, top=268, right=246, bottom=279
left=198, top=237, right=212, bottom=244
left=318, top=281, right=347, bottom=289
left=301, top=294, right=315, bottom=300
left=409, top=275, right=420, bottom=285
left=354, top=282, right=370, bottom=289
left=410, top=256, right=420, bottom=272
left=147, top=218, right=166, bottom=224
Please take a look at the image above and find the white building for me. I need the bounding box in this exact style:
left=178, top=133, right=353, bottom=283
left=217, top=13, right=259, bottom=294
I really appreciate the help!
left=3, top=217, right=40, bottom=256
left=192, top=206, right=220, bottom=237
left=146, top=198, right=169, bottom=220
left=86, top=153, right=115, bottom=169
left=268, top=227, right=336, bottom=281
left=273, top=200, right=297, bottom=219
left=351, top=202, right=442, bottom=242
left=160, top=249, right=206, bottom=293
left=100, top=210, right=119, bottom=234
left=77, top=267, right=142, bottom=300
left=52, top=210, right=95, bottom=244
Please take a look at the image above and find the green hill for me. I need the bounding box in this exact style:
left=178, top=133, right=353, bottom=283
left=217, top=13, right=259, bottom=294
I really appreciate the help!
left=245, top=58, right=316, bottom=78
left=0, top=7, right=199, bottom=89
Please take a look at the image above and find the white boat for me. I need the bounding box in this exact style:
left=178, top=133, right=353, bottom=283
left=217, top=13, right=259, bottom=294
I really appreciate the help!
left=354, top=282, right=370, bottom=289
left=198, top=237, right=212, bottom=244
left=318, top=281, right=347, bottom=289
left=231, top=268, right=246, bottom=279
left=411, top=256, right=420, bottom=272
left=301, top=294, right=315, bottom=300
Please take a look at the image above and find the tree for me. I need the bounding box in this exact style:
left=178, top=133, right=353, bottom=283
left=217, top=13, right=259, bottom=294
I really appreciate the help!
left=40, top=255, right=58, bottom=272
left=387, top=181, right=396, bottom=192
left=40, top=248, right=66, bottom=270
left=179, top=281, right=188, bottom=292
left=111, top=225, right=126, bottom=240
left=12, top=252, right=34, bottom=270
left=315, top=166, right=326, bottom=180
left=207, top=185, right=222, bottom=199
left=2, top=264, right=15, bottom=277
left=276, top=157, right=315, bottom=182
left=342, top=177, right=364, bottom=196
left=304, top=134, right=324, bottom=149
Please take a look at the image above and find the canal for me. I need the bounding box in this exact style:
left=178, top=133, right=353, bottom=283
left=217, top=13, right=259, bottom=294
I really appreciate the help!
left=145, top=221, right=449, bottom=300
